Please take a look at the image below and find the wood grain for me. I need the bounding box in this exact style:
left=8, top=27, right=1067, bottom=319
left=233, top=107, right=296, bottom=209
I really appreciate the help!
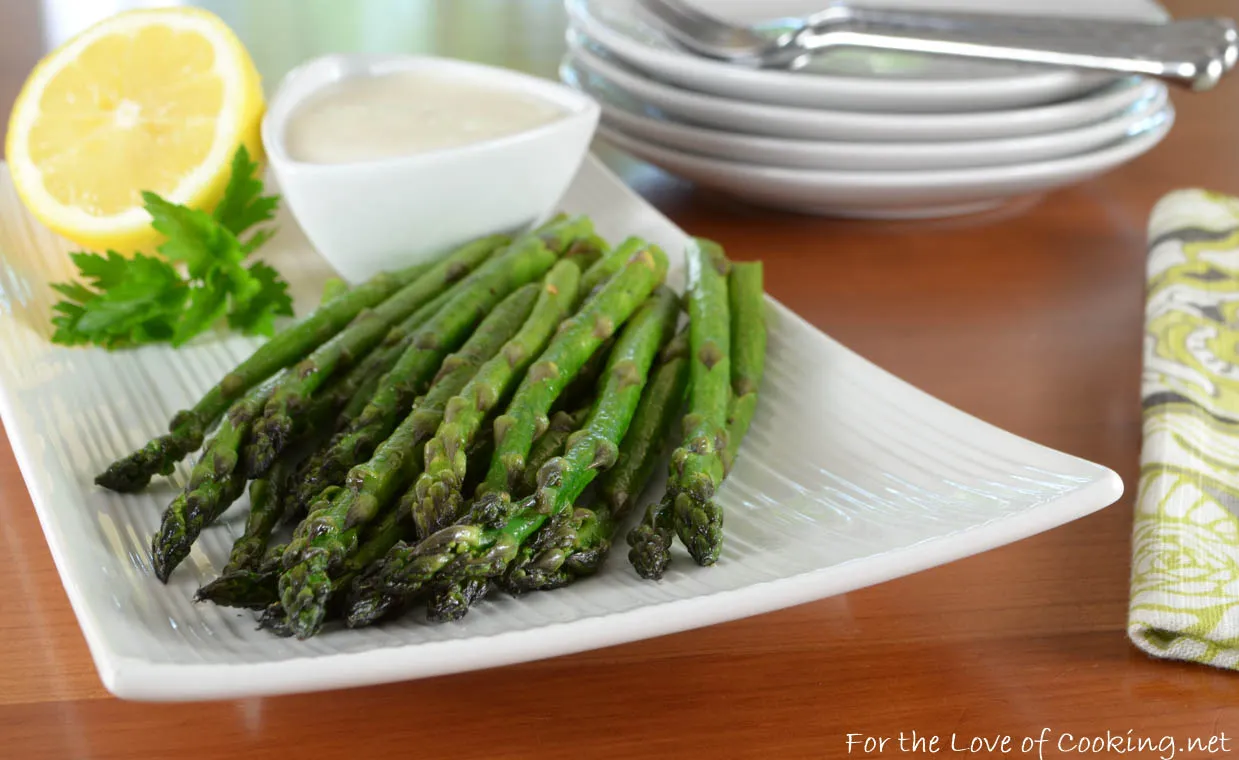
left=3, top=1, right=1239, bottom=757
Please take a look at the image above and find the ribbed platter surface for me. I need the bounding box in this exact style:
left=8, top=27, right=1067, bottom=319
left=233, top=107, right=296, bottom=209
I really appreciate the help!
left=0, top=155, right=1122, bottom=700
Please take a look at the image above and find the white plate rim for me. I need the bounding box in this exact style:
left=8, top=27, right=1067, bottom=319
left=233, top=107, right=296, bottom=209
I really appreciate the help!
left=597, top=106, right=1174, bottom=190
left=563, top=0, right=1165, bottom=111
left=566, top=61, right=1171, bottom=171
left=565, top=34, right=1162, bottom=142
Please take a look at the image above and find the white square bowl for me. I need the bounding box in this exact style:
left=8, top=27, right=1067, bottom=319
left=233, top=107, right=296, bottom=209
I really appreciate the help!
left=0, top=155, right=1122, bottom=701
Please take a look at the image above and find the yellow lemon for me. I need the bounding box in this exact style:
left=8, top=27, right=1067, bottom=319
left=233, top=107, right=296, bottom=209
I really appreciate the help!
left=5, top=7, right=264, bottom=253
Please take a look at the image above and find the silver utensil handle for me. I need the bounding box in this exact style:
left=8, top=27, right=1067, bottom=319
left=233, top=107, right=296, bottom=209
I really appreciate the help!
left=799, top=11, right=1238, bottom=91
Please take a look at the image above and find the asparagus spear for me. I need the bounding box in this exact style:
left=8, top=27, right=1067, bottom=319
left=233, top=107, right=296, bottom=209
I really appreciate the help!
left=299, top=284, right=458, bottom=431
left=222, top=463, right=288, bottom=575
left=196, top=486, right=345, bottom=609
left=626, top=261, right=766, bottom=581
left=176, top=314, right=398, bottom=585
left=578, top=237, right=646, bottom=302
left=562, top=233, right=609, bottom=273
left=667, top=240, right=733, bottom=567
left=195, top=567, right=279, bottom=610
left=319, top=277, right=349, bottom=303
left=723, top=261, right=766, bottom=470
left=278, top=284, right=541, bottom=638
left=473, top=243, right=670, bottom=523
left=150, top=375, right=281, bottom=582
left=308, top=217, right=589, bottom=502
left=202, top=351, right=500, bottom=615
left=247, top=235, right=507, bottom=475
left=282, top=285, right=461, bottom=514
left=205, top=494, right=417, bottom=615
left=627, top=501, right=677, bottom=581
left=348, top=288, right=679, bottom=626
left=505, top=505, right=611, bottom=594
left=425, top=579, right=491, bottom=623
left=411, top=260, right=582, bottom=538
left=95, top=262, right=430, bottom=492
left=634, top=257, right=762, bottom=576
left=552, top=335, right=616, bottom=415
left=519, top=406, right=590, bottom=496
left=512, top=328, right=689, bottom=592
left=602, top=329, right=689, bottom=516
left=252, top=500, right=417, bottom=626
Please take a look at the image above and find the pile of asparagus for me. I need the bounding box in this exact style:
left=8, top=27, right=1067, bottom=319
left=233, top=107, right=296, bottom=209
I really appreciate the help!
left=96, top=215, right=767, bottom=639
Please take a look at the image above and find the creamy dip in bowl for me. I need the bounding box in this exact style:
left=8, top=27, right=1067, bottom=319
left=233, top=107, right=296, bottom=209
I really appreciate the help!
left=263, top=54, right=599, bottom=282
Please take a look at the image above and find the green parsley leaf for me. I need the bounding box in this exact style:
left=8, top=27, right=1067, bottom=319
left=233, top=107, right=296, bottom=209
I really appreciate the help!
left=50, top=252, right=187, bottom=349
left=48, top=146, right=294, bottom=350
left=173, top=270, right=231, bottom=346
left=227, top=261, right=294, bottom=337
left=144, top=192, right=241, bottom=279
left=212, top=145, right=279, bottom=241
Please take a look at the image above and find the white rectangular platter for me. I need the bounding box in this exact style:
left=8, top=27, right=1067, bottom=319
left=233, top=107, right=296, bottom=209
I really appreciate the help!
left=0, top=155, right=1122, bottom=701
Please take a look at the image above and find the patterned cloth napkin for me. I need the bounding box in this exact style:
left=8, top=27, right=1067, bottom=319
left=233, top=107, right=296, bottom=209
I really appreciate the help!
left=1130, top=189, right=1239, bottom=670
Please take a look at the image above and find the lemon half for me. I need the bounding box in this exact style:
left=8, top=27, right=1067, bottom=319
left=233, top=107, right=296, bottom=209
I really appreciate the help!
left=5, top=7, right=264, bottom=253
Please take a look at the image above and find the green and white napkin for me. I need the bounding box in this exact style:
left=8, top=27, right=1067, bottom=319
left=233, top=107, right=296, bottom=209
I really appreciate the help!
left=1130, top=188, right=1239, bottom=670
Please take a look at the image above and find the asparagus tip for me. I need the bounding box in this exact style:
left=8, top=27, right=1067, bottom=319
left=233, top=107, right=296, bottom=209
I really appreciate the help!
left=257, top=603, right=296, bottom=637
left=279, top=551, right=334, bottom=639
left=673, top=493, right=723, bottom=567
left=150, top=518, right=189, bottom=584
left=425, top=579, right=490, bottom=623
left=194, top=569, right=279, bottom=610
left=344, top=591, right=397, bottom=628
left=626, top=523, right=673, bottom=581
left=244, top=416, right=289, bottom=477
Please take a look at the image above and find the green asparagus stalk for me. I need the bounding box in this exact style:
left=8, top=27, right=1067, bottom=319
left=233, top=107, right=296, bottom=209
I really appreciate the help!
left=222, top=464, right=287, bottom=575
left=629, top=242, right=733, bottom=578
left=301, top=285, right=458, bottom=430
left=505, top=505, right=611, bottom=594
left=343, top=427, right=499, bottom=624
left=96, top=262, right=430, bottom=492
left=308, top=217, right=589, bottom=503
left=577, top=236, right=646, bottom=302
left=196, top=486, right=345, bottom=609
left=411, top=260, right=581, bottom=538
left=247, top=235, right=507, bottom=475
left=552, top=335, right=616, bottom=415
left=511, top=323, right=689, bottom=591
left=627, top=501, right=676, bottom=581
left=195, top=567, right=279, bottom=610
left=425, top=578, right=491, bottom=623
left=349, top=288, right=678, bottom=626
left=319, top=277, right=349, bottom=303
left=602, top=329, right=689, bottom=516
left=723, top=261, right=766, bottom=470
left=519, top=406, right=590, bottom=496
left=150, top=375, right=282, bottom=582
left=473, top=243, right=669, bottom=525
left=561, top=233, right=609, bottom=273
left=251, top=501, right=416, bottom=626
left=209, top=282, right=373, bottom=575
left=283, top=285, right=460, bottom=514
left=668, top=240, right=732, bottom=567
left=631, top=258, right=762, bottom=577
left=278, top=284, right=541, bottom=638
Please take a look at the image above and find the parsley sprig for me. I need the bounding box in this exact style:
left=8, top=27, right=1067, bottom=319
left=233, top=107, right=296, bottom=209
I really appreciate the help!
left=50, top=146, right=294, bottom=349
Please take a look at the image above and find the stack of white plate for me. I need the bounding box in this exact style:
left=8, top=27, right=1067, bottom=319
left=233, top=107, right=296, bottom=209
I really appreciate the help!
left=561, top=0, right=1176, bottom=218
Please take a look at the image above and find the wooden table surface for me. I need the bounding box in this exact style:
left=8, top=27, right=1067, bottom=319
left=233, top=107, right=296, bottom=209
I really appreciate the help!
left=3, top=1, right=1239, bottom=757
